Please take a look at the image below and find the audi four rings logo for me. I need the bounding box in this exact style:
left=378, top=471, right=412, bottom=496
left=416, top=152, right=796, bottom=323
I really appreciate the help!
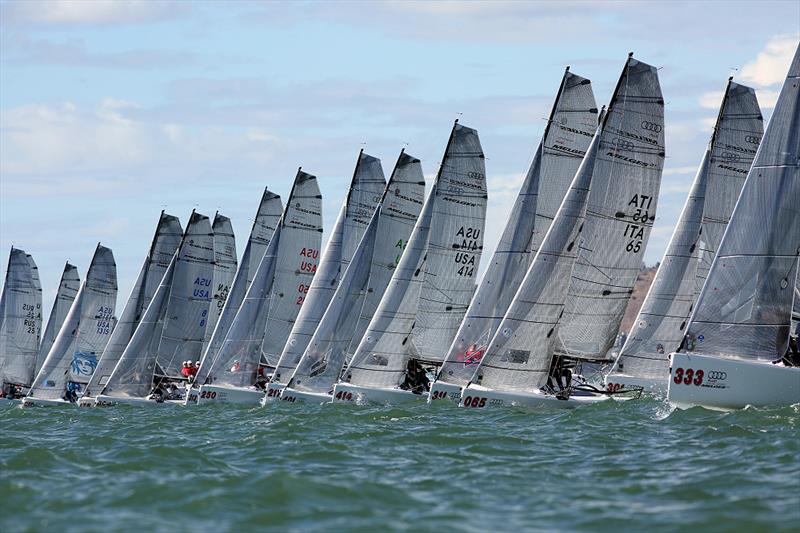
left=744, top=135, right=761, bottom=144
left=722, top=152, right=740, bottom=162
left=613, top=138, right=635, bottom=151
left=708, top=371, right=727, bottom=380
left=640, top=121, right=662, bottom=132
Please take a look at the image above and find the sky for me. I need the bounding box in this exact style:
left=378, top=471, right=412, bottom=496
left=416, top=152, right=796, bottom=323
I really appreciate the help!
left=1, top=0, right=798, bottom=322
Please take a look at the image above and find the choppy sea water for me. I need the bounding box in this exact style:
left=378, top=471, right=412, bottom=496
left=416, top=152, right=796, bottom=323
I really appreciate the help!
left=1, top=398, right=798, bottom=532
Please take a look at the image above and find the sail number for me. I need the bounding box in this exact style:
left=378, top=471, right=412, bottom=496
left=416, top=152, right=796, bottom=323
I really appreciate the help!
left=455, top=226, right=480, bottom=277
left=623, top=194, right=652, bottom=254
left=23, top=303, right=41, bottom=334
left=672, top=367, right=704, bottom=386
left=296, top=283, right=310, bottom=306
left=96, top=305, right=113, bottom=335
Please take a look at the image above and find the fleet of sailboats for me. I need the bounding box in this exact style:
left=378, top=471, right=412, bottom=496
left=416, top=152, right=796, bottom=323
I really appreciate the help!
left=3, top=46, right=798, bottom=411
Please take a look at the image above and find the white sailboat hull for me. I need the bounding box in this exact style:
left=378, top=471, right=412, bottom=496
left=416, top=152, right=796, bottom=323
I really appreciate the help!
left=21, top=397, right=74, bottom=407
left=668, top=352, right=800, bottom=410
left=263, top=382, right=285, bottom=402
left=93, top=394, right=184, bottom=407
left=604, top=373, right=667, bottom=395
left=77, top=396, right=97, bottom=408
left=195, top=384, right=264, bottom=405
left=332, top=383, right=428, bottom=404
left=279, top=387, right=331, bottom=404
left=427, top=380, right=463, bottom=403
left=459, top=384, right=608, bottom=409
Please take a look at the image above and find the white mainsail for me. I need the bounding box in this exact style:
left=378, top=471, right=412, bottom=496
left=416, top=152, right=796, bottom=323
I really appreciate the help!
left=343, top=121, right=487, bottom=390
left=0, top=248, right=43, bottom=389
left=287, top=151, right=425, bottom=395
left=27, top=245, right=117, bottom=401
left=556, top=54, right=666, bottom=362
left=36, top=262, right=80, bottom=374
left=193, top=188, right=282, bottom=386
left=199, top=170, right=322, bottom=388
left=272, top=151, right=385, bottom=383
left=83, top=212, right=182, bottom=397
left=682, top=44, right=800, bottom=362
left=612, top=80, right=763, bottom=381
left=203, top=213, right=237, bottom=352
left=437, top=68, right=597, bottom=387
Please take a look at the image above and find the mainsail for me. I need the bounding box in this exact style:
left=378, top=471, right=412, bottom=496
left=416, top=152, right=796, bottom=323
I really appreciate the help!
left=27, top=245, right=117, bottom=400
left=556, top=54, right=666, bottom=362
left=199, top=170, right=322, bottom=388
left=194, top=188, right=282, bottom=385
left=203, top=213, right=237, bottom=352
left=0, top=247, right=43, bottom=388
left=36, top=262, right=80, bottom=374
left=613, top=80, right=763, bottom=380
left=343, top=121, right=487, bottom=389
left=272, top=151, right=385, bottom=382
left=437, top=68, right=597, bottom=387
left=287, top=151, right=425, bottom=394
left=83, top=212, right=182, bottom=396
left=683, top=43, right=800, bottom=362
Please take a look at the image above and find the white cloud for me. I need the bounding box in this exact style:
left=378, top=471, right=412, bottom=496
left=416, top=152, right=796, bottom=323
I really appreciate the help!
left=698, top=90, right=724, bottom=110
left=0, top=0, right=187, bottom=26
left=740, top=35, right=799, bottom=87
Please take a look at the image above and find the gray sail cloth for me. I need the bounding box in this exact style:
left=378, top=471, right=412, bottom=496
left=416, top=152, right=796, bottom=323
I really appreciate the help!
left=194, top=188, right=282, bottom=386
left=83, top=212, right=182, bottom=396
left=28, top=245, right=117, bottom=400
left=36, top=262, right=80, bottom=374
left=0, top=248, right=42, bottom=387
left=287, top=152, right=425, bottom=394
left=154, top=211, right=216, bottom=377
left=203, top=213, right=237, bottom=352
left=272, top=152, right=385, bottom=382
left=201, top=170, right=322, bottom=388
left=100, top=255, right=177, bottom=398
left=438, top=69, right=597, bottom=386
left=684, top=44, right=800, bottom=362
left=258, top=172, right=324, bottom=368
left=614, top=81, right=763, bottom=379
left=344, top=122, right=487, bottom=389
left=556, top=56, right=666, bottom=362
left=469, top=126, right=602, bottom=392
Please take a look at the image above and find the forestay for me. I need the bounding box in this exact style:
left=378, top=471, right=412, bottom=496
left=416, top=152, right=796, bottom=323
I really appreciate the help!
left=0, top=248, right=42, bottom=388
left=83, top=212, right=182, bottom=396
left=28, top=245, right=117, bottom=400
left=556, top=55, right=666, bottom=362
left=287, top=151, right=425, bottom=394
left=36, top=262, right=79, bottom=375
left=438, top=68, right=597, bottom=387
left=614, top=80, right=763, bottom=379
left=194, top=188, right=282, bottom=386
left=272, top=152, right=385, bottom=382
left=683, top=44, right=800, bottom=362
left=203, top=213, right=237, bottom=352
left=344, top=121, right=486, bottom=389
left=201, top=170, right=322, bottom=388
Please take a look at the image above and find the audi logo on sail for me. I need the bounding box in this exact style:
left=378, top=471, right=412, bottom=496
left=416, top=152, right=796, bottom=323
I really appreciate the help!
left=640, top=121, right=662, bottom=133
left=744, top=135, right=761, bottom=144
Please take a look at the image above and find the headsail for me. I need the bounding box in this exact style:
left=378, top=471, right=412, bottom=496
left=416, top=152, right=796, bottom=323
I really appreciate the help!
left=0, top=248, right=42, bottom=388
left=343, top=121, right=487, bottom=390
left=556, top=54, right=666, bottom=362
left=287, top=151, right=425, bottom=394
left=272, top=151, right=385, bottom=382
left=83, top=212, right=182, bottom=396
left=684, top=43, right=800, bottom=362
left=614, top=80, right=763, bottom=380
left=28, top=245, right=117, bottom=400
left=203, top=213, right=237, bottom=352
left=36, top=262, right=80, bottom=374
left=438, top=69, right=597, bottom=386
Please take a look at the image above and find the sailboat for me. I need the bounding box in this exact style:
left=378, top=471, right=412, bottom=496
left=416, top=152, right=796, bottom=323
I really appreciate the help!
left=93, top=211, right=214, bottom=406
left=668, top=43, right=800, bottom=410
left=0, top=247, right=43, bottom=399
left=23, top=244, right=118, bottom=406
left=78, top=212, right=182, bottom=406
left=35, top=262, right=80, bottom=376
left=202, top=213, right=237, bottom=353
left=606, top=79, right=763, bottom=394
left=430, top=68, right=597, bottom=402
left=193, top=170, right=322, bottom=404
left=281, top=151, right=425, bottom=403
left=459, top=54, right=665, bottom=408
left=266, top=151, right=386, bottom=400
left=333, top=121, right=487, bottom=404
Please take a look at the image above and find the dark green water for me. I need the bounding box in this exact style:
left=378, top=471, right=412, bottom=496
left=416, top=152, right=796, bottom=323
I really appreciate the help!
left=1, top=399, right=798, bottom=532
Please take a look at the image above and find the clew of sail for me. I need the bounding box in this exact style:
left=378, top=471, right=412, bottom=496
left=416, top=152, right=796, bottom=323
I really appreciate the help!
left=203, top=213, right=237, bottom=353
